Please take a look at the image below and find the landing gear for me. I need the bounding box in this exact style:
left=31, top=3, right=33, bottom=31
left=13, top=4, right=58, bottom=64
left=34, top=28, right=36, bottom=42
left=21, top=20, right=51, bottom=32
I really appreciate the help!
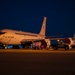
left=3, top=45, right=8, bottom=49
left=65, top=46, right=69, bottom=50
left=53, top=46, right=58, bottom=50
left=5, top=46, right=8, bottom=49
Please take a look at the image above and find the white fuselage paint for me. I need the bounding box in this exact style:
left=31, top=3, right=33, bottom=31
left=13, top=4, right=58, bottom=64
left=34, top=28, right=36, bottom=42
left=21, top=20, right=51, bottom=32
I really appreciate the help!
left=0, top=32, right=44, bottom=45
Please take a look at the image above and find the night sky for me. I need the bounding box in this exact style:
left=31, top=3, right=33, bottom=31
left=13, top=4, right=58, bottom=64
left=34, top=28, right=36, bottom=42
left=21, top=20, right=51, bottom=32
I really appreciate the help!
left=0, top=0, right=75, bottom=37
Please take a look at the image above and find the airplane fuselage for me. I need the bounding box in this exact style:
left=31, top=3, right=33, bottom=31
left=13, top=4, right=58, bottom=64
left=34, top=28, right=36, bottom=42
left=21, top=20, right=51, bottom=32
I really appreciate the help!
left=0, top=17, right=46, bottom=49
left=0, top=32, right=44, bottom=45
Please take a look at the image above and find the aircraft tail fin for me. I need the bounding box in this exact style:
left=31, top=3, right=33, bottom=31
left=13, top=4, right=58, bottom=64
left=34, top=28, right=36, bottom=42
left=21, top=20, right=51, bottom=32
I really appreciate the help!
left=39, top=17, right=47, bottom=36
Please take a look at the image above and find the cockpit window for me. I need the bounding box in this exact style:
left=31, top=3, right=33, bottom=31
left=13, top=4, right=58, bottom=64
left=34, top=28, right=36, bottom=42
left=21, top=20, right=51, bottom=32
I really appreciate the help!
left=0, top=32, right=6, bottom=35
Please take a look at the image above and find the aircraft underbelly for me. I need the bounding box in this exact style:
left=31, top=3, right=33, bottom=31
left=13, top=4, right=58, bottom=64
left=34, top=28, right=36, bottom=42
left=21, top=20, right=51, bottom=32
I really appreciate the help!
left=0, top=38, right=11, bottom=44
left=1, top=38, right=21, bottom=45
left=8, top=39, right=21, bottom=45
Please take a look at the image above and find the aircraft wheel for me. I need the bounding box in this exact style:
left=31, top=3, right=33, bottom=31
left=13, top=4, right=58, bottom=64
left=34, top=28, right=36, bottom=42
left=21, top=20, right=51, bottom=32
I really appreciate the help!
left=5, top=46, right=8, bottom=49
left=54, top=46, right=58, bottom=50
left=65, top=46, right=69, bottom=50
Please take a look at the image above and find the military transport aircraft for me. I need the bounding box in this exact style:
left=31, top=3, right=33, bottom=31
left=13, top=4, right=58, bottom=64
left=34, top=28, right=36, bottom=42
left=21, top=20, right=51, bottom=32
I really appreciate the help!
left=0, top=17, right=47, bottom=49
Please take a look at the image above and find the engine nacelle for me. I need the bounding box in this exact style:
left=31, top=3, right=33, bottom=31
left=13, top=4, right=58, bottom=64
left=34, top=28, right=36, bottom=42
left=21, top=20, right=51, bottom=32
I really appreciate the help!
left=31, top=41, right=42, bottom=49
left=31, top=39, right=51, bottom=50
left=64, top=38, right=75, bottom=46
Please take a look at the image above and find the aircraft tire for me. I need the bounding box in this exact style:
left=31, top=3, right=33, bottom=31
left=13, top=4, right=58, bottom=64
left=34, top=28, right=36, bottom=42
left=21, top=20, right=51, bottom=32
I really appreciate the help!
left=65, top=46, right=69, bottom=50
left=53, top=46, right=58, bottom=50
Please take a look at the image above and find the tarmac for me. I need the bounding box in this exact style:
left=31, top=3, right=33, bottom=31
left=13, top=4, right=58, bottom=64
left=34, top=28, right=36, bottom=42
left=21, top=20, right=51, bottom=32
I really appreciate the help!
left=0, top=48, right=75, bottom=75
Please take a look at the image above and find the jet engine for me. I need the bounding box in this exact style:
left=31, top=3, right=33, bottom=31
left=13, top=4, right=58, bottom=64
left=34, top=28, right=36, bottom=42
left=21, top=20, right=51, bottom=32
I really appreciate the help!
left=63, top=38, right=75, bottom=48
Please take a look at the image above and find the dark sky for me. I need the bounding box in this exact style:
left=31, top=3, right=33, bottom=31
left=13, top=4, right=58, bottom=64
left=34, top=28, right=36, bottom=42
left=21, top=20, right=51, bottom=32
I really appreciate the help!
left=0, top=0, right=75, bottom=37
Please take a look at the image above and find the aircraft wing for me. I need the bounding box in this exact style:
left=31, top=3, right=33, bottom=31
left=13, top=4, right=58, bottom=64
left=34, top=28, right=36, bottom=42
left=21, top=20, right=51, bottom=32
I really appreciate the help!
left=46, top=37, right=65, bottom=41
left=20, top=39, right=44, bottom=44
left=45, top=35, right=63, bottom=38
left=20, top=38, right=64, bottom=44
left=45, top=35, right=64, bottom=40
